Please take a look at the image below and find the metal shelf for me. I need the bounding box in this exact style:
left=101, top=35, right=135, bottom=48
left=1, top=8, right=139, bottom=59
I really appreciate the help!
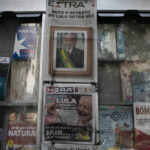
left=0, top=101, right=38, bottom=107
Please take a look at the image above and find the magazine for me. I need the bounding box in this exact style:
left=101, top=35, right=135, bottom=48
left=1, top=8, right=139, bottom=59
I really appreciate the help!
left=132, top=71, right=150, bottom=102
left=116, top=25, right=125, bottom=59
left=13, top=24, right=38, bottom=60
left=120, top=61, right=150, bottom=104
left=120, top=62, right=138, bottom=103
left=97, top=24, right=117, bottom=59
left=0, top=57, right=10, bottom=101
left=6, top=111, right=37, bottom=150
left=43, top=84, right=95, bottom=144
left=10, top=60, right=39, bottom=103
left=134, top=102, right=150, bottom=149
left=99, top=105, right=134, bottom=150
left=123, top=22, right=150, bottom=61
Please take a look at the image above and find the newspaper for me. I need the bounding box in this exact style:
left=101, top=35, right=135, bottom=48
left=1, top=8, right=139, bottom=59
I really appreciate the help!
left=42, top=143, right=97, bottom=150
left=42, top=0, right=97, bottom=81
left=134, top=102, right=150, bottom=149
left=43, top=84, right=95, bottom=144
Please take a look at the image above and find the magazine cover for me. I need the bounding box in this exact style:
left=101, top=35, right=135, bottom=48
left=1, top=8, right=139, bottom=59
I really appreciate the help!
left=120, top=61, right=150, bottom=104
left=0, top=57, right=10, bottom=101
left=99, top=105, right=134, bottom=150
left=97, top=24, right=117, bottom=59
left=120, top=62, right=138, bottom=103
left=123, top=22, right=150, bottom=61
left=13, top=24, right=38, bottom=60
left=10, top=60, right=39, bottom=103
left=116, top=25, right=125, bottom=59
left=134, top=102, right=150, bottom=149
left=6, top=111, right=37, bottom=150
left=132, top=71, right=150, bottom=102
left=43, top=84, right=96, bottom=144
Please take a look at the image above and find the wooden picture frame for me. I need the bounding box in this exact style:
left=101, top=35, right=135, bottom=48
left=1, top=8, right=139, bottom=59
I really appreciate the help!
left=49, top=26, right=92, bottom=75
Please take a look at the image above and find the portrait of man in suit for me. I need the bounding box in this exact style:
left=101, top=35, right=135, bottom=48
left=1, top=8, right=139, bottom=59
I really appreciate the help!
left=56, top=33, right=84, bottom=69
left=50, top=26, right=91, bottom=75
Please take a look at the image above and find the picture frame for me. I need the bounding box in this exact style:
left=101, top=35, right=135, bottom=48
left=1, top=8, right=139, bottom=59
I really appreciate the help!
left=49, top=26, right=92, bottom=75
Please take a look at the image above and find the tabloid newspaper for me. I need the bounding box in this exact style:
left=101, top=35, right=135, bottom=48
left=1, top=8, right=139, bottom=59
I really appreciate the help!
left=6, top=111, right=37, bottom=150
left=99, top=105, right=134, bottom=150
left=132, top=71, right=150, bottom=102
left=13, top=24, right=39, bottom=60
left=134, top=102, right=150, bottom=150
left=0, top=57, right=10, bottom=101
left=42, top=143, right=97, bottom=150
left=10, top=60, right=39, bottom=103
left=43, top=84, right=96, bottom=144
left=42, top=0, right=97, bottom=81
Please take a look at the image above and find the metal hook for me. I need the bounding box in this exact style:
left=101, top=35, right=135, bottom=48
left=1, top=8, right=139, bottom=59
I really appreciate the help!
left=92, top=139, right=104, bottom=150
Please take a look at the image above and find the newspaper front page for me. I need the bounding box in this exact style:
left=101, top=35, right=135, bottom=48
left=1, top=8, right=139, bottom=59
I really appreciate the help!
left=43, top=84, right=96, bottom=145
left=134, top=102, right=150, bottom=149
left=42, top=0, right=97, bottom=82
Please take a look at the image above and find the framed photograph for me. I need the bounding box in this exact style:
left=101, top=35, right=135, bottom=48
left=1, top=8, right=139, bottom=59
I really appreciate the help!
left=42, top=83, right=97, bottom=144
left=49, top=26, right=92, bottom=75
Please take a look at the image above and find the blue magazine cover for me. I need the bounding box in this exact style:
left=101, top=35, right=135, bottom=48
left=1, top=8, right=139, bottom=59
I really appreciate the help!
left=116, top=25, right=125, bottom=59
left=99, top=105, right=134, bottom=150
left=0, top=57, right=10, bottom=101
left=132, top=71, right=150, bottom=102
left=13, top=25, right=38, bottom=59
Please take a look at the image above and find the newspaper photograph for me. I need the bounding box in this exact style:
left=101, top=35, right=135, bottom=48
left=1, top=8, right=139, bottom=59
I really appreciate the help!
left=43, top=84, right=96, bottom=144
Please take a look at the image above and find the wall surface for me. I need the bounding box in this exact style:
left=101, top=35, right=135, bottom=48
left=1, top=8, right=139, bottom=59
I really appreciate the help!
left=98, top=0, right=150, bottom=11
left=0, top=0, right=46, bottom=13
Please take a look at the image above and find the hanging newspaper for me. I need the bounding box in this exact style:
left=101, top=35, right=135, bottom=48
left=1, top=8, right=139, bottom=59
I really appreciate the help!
left=42, top=143, right=98, bottom=150
left=134, top=102, right=150, bottom=149
left=42, top=0, right=97, bottom=82
left=43, top=84, right=97, bottom=144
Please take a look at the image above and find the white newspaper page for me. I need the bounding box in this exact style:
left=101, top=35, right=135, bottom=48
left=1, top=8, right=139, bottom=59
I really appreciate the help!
left=134, top=102, right=150, bottom=149
left=42, top=0, right=97, bottom=82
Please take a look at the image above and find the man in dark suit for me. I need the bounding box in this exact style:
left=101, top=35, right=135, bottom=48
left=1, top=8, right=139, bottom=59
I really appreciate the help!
left=56, top=33, right=84, bottom=68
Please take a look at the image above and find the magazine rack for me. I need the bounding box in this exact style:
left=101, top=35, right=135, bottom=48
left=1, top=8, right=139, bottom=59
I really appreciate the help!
left=0, top=12, right=43, bottom=150
left=97, top=10, right=150, bottom=149
left=1, top=3, right=150, bottom=150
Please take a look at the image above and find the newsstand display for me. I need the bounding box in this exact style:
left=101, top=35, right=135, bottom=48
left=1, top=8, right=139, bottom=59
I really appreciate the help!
left=1, top=0, right=150, bottom=149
